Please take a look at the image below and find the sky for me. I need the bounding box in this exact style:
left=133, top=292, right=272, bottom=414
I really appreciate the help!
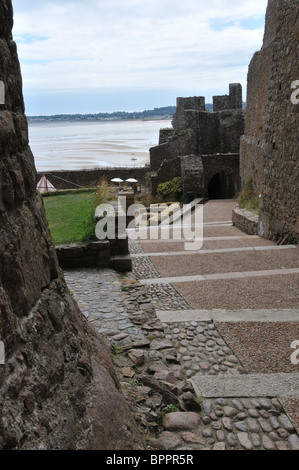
left=12, top=0, right=268, bottom=115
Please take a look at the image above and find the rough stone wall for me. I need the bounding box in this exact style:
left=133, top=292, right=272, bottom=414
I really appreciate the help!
left=150, top=156, right=182, bottom=195
left=213, top=83, right=243, bottom=112
left=159, top=128, right=174, bottom=145
left=259, top=0, right=299, bottom=242
left=241, top=0, right=299, bottom=242
left=0, top=0, right=142, bottom=450
left=239, top=7, right=274, bottom=193
left=180, top=155, right=204, bottom=198
left=172, top=96, right=206, bottom=130
left=150, top=84, right=244, bottom=176
left=201, top=153, right=240, bottom=198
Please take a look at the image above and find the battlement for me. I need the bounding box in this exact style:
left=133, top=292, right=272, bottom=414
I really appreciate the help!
left=213, top=83, right=243, bottom=112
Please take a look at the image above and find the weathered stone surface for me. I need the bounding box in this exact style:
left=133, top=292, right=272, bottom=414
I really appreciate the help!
left=127, top=349, right=145, bottom=366
left=150, top=83, right=244, bottom=199
left=237, top=432, right=253, bottom=450
left=163, top=412, right=200, bottom=432
left=0, top=0, right=142, bottom=450
left=181, top=432, right=206, bottom=445
left=157, top=432, right=182, bottom=450
left=241, top=0, right=299, bottom=242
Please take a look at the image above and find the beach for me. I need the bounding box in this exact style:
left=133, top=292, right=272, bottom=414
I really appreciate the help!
left=28, top=119, right=172, bottom=172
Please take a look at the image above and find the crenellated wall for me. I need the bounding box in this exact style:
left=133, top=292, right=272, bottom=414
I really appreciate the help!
left=150, top=84, right=244, bottom=199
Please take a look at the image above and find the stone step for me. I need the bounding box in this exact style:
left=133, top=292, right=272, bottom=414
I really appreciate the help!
left=191, top=372, right=299, bottom=398
left=156, top=308, right=299, bottom=323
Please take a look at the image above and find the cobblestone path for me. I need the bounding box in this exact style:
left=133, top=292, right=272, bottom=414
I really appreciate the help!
left=64, top=200, right=299, bottom=450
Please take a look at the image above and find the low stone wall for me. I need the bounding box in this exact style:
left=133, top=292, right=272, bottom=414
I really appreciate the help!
left=56, top=241, right=111, bottom=269
left=56, top=241, right=132, bottom=272
left=232, top=206, right=259, bottom=235
left=37, top=167, right=149, bottom=190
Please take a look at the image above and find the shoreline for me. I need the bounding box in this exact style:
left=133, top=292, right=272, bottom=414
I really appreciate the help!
left=28, top=117, right=172, bottom=124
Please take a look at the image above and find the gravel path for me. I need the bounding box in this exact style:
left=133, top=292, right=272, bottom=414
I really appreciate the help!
left=215, top=322, right=299, bottom=374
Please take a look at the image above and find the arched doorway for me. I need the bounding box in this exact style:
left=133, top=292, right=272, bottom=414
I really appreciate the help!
left=208, top=171, right=236, bottom=199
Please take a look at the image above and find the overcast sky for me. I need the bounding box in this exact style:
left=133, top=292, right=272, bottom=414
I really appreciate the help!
left=12, top=0, right=268, bottom=115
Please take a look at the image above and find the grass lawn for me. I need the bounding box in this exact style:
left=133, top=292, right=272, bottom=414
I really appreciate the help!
left=43, top=191, right=96, bottom=245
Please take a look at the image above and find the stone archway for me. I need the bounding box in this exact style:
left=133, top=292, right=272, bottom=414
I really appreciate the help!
left=208, top=171, right=236, bottom=199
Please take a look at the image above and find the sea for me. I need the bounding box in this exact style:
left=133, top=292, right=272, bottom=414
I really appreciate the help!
left=28, top=119, right=172, bottom=172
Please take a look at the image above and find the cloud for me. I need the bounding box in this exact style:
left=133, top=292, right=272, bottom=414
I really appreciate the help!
left=12, top=0, right=268, bottom=112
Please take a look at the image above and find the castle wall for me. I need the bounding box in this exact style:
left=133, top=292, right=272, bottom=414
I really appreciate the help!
left=150, top=84, right=244, bottom=177
left=239, top=44, right=273, bottom=193
left=258, top=0, right=299, bottom=242
left=240, top=0, right=299, bottom=242
left=213, top=83, right=243, bottom=112
left=0, top=0, right=142, bottom=450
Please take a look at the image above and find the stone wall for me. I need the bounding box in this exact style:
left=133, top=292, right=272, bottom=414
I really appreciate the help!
left=37, top=167, right=149, bottom=190
left=150, top=84, right=244, bottom=176
left=151, top=156, right=182, bottom=195
left=259, top=0, right=299, bottom=242
left=239, top=8, right=274, bottom=193
left=201, top=154, right=240, bottom=199
left=213, top=83, right=243, bottom=112
left=0, top=0, right=142, bottom=450
left=172, top=96, right=206, bottom=130
left=232, top=207, right=259, bottom=236
left=241, top=0, right=299, bottom=242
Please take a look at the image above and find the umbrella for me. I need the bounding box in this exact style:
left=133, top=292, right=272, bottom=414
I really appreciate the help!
left=126, top=178, right=138, bottom=183
left=111, top=178, right=124, bottom=183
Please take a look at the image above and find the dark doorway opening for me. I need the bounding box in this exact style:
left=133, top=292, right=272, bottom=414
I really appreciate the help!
left=208, top=171, right=236, bottom=199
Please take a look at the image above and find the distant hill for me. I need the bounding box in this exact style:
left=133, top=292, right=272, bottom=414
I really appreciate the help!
left=27, top=102, right=246, bottom=123
left=27, top=106, right=177, bottom=123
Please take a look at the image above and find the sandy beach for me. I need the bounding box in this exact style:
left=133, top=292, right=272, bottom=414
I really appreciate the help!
left=28, top=119, right=172, bottom=171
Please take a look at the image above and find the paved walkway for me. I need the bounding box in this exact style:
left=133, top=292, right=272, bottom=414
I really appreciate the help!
left=64, top=199, right=299, bottom=451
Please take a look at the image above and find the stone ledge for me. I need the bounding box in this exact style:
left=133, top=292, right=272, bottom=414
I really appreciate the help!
left=56, top=241, right=111, bottom=269
left=232, top=206, right=259, bottom=235
left=191, top=372, right=299, bottom=398
left=56, top=241, right=132, bottom=272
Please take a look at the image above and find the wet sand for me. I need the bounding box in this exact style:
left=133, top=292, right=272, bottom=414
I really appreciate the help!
left=28, top=119, right=171, bottom=171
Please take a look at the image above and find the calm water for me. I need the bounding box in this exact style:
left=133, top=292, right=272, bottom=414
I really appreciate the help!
left=28, top=119, right=172, bottom=172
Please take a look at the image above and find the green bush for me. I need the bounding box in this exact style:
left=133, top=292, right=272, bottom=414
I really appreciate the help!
left=157, top=177, right=182, bottom=201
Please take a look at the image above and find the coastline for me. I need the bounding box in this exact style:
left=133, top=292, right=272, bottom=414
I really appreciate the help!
left=29, top=118, right=172, bottom=172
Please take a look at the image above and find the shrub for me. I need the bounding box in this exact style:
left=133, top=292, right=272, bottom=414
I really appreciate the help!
left=95, top=177, right=117, bottom=206
left=157, top=177, right=182, bottom=201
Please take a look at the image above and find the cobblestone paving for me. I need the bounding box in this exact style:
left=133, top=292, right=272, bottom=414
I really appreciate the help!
left=61, top=227, right=299, bottom=451
left=129, top=240, right=191, bottom=311
left=64, top=268, right=146, bottom=346
left=160, top=397, right=299, bottom=450
left=64, top=264, right=299, bottom=450
left=164, top=320, right=246, bottom=378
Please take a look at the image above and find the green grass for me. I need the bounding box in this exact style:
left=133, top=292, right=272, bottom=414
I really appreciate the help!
left=43, top=191, right=96, bottom=245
